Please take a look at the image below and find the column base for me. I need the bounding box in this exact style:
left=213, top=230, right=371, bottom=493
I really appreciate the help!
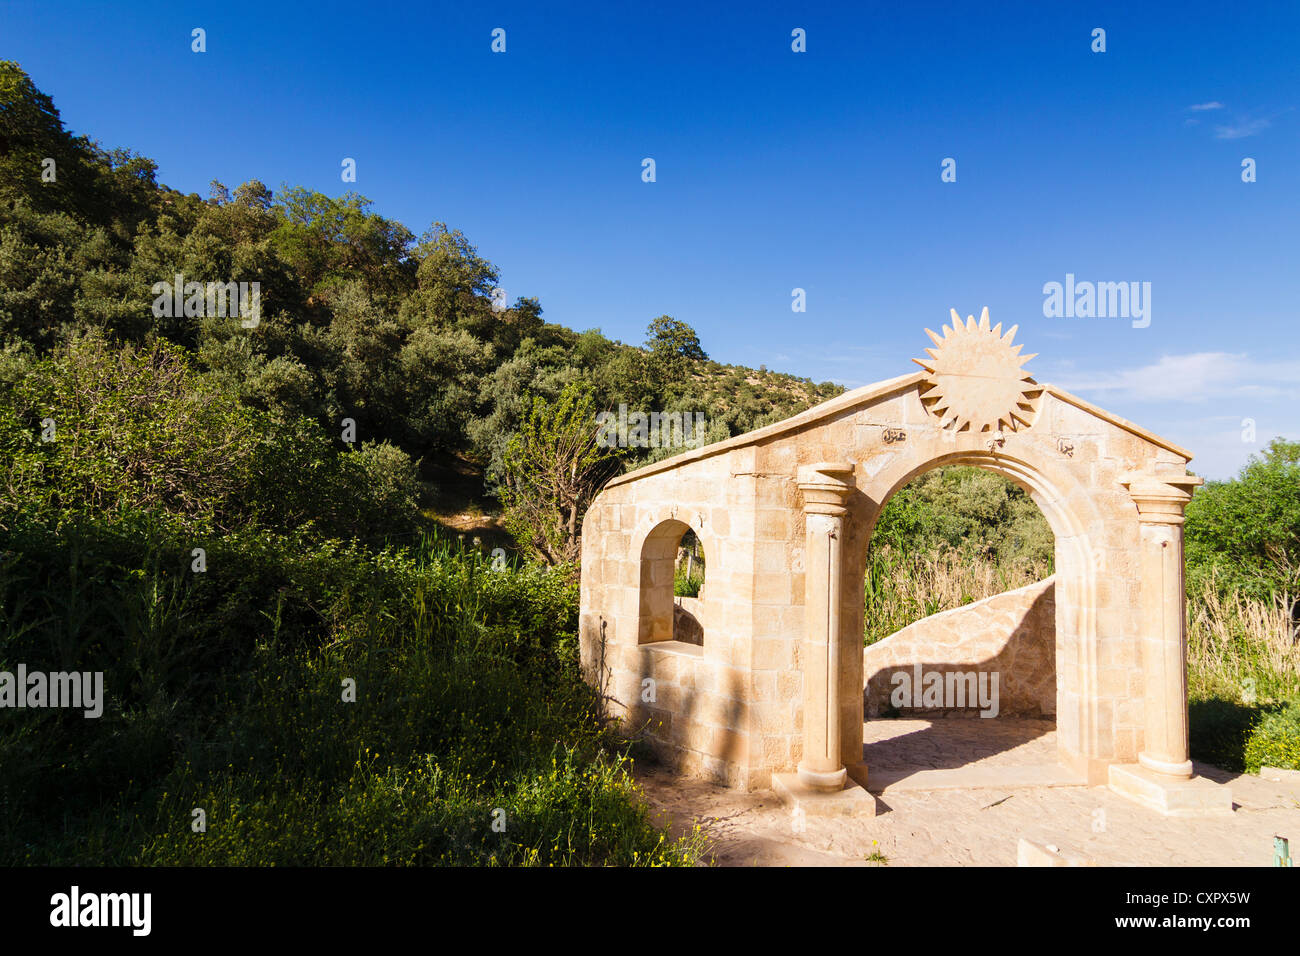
left=1138, top=752, right=1194, bottom=778
left=796, top=762, right=847, bottom=791
left=773, top=773, right=877, bottom=817
left=1108, top=764, right=1234, bottom=816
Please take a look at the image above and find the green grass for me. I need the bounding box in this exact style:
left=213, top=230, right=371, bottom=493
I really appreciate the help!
left=0, top=523, right=702, bottom=865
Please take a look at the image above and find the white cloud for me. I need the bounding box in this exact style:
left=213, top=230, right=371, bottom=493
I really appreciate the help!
left=1159, top=416, right=1299, bottom=480
left=1054, top=352, right=1300, bottom=403
left=1187, top=101, right=1224, bottom=111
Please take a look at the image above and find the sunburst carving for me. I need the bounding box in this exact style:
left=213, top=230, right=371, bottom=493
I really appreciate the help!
left=912, top=307, right=1042, bottom=433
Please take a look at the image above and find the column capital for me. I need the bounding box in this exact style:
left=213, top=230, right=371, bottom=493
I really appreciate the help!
left=797, top=462, right=855, bottom=516
left=1121, top=473, right=1203, bottom=525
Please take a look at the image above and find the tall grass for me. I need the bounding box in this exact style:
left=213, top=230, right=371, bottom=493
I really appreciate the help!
left=1187, top=572, right=1299, bottom=705
left=861, top=544, right=1298, bottom=771
left=864, top=544, right=1053, bottom=645
left=1184, top=571, right=1299, bottom=772
left=0, top=523, right=703, bottom=865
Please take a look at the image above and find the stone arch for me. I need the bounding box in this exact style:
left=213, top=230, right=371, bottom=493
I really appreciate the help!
left=848, top=449, right=1100, bottom=776
left=581, top=313, right=1228, bottom=811
left=636, top=516, right=712, bottom=645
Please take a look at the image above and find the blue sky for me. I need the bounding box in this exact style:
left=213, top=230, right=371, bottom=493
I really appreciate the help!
left=5, top=0, right=1297, bottom=478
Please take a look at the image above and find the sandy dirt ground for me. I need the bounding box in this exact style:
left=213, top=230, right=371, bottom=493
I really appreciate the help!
left=634, top=718, right=1300, bottom=867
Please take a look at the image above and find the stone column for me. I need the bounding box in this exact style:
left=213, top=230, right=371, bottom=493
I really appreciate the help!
left=1123, top=475, right=1203, bottom=779
left=796, top=463, right=855, bottom=791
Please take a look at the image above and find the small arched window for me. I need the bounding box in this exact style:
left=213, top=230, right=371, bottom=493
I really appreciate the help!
left=638, top=520, right=707, bottom=646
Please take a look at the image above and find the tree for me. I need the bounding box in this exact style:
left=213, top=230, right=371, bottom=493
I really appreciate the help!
left=270, top=186, right=415, bottom=307
left=499, top=382, right=621, bottom=567
left=1186, top=437, right=1300, bottom=603
left=232, top=179, right=273, bottom=211
left=404, top=222, right=498, bottom=329
left=644, top=315, right=707, bottom=399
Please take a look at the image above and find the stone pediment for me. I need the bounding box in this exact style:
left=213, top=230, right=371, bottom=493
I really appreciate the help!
left=607, top=310, right=1190, bottom=491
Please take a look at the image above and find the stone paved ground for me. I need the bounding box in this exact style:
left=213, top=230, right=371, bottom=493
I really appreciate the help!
left=863, top=716, right=1059, bottom=770
left=634, top=718, right=1300, bottom=867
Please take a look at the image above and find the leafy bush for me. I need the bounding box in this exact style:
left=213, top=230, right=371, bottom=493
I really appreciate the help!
left=0, top=331, right=421, bottom=544
left=1186, top=438, right=1300, bottom=604
left=0, top=331, right=259, bottom=536
left=1187, top=698, right=1300, bottom=774
left=1244, top=704, right=1300, bottom=773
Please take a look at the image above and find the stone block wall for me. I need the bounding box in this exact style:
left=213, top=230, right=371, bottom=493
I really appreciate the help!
left=863, top=576, right=1056, bottom=718
left=580, top=368, right=1197, bottom=790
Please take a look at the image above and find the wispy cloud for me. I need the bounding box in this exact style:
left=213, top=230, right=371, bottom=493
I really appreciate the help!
left=1181, top=102, right=1287, bottom=139
left=1055, top=352, right=1300, bottom=403
left=771, top=342, right=888, bottom=367
left=1214, top=116, right=1271, bottom=139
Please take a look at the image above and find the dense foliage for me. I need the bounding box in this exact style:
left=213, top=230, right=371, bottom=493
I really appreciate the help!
left=864, top=466, right=1054, bottom=644
left=1185, top=437, right=1300, bottom=605
left=500, top=382, right=622, bottom=567
left=0, top=60, right=839, bottom=507
left=0, top=61, right=752, bottom=865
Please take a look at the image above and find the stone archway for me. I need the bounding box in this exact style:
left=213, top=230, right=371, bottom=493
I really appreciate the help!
left=797, top=450, right=1097, bottom=792
left=580, top=309, right=1232, bottom=815
left=856, top=456, right=1073, bottom=772
left=862, top=452, right=1094, bottom=775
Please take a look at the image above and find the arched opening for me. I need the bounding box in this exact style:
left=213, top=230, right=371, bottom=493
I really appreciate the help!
left=673, top=529, right=706, bottom=645
left=856, top=455, right=1091, bottom=787
left=638, top=519, right=707, bottom=646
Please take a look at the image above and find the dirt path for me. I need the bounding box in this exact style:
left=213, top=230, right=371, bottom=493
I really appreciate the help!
left=634, top=719, right=1300, bottom=867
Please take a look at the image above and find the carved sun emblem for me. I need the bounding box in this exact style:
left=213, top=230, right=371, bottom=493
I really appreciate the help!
left=912, top=308, right=1042, bottom=433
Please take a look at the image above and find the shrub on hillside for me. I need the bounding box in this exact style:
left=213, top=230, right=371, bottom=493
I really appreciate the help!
left=0, top=331, right=259, bottom=535
left=0, top=330, right=422, bottom=543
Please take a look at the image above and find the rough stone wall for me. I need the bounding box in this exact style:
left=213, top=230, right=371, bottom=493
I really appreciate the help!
left=863, top=577, right=1056, bottom=718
